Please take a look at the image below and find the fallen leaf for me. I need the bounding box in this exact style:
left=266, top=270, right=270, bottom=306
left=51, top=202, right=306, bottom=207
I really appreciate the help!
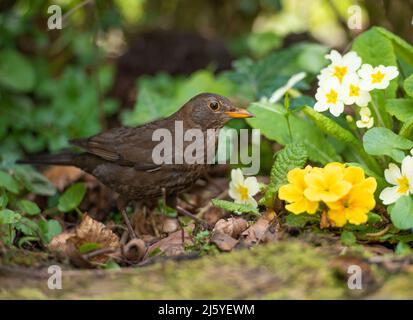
left=213, top=217, right=248, bottom=238
left=146, top=230, right=192, bottom=257
left=241, top=210, right=275, bottom=246
left=48, top=214, right=120, bottom=264
left=160, top=217, right=179, bottom=234
left=211, top=232, right=238, bottom=252
left=43, top=166, right=83, bottom=191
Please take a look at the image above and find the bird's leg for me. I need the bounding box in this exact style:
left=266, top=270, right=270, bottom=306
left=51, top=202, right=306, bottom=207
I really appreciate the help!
left=117, top=197, right=137, bottom=240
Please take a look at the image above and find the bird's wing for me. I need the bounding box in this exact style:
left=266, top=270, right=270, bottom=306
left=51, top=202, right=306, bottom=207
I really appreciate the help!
left=70, top=125, right=165, bottom=170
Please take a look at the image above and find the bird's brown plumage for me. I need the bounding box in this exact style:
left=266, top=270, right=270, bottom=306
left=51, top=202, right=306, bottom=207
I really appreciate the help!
left=19, top=93, right=253, bottom=203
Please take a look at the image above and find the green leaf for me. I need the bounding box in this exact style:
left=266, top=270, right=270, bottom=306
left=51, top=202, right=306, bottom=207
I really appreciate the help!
left=102, top=260, right=121, bottom=270
left=385, top=99, right=413, bottom=122
left=0, top=171, right=20, bottom=194
left=389, top=196, right=413, bottom=230
left=15, top=217, right=40, bottom=237
left=0, top=209, right=21, bottom=224
left=57, top=182, right=86, bottom=212
left=14, top=166, right=56, bottom=196
left=78, top=242, right=102, bottom=254
left=352, top=27, right=397, bottom=99
left=375, top=27, right=413, bottom=68
left=340, top=231, right=357, bottom=246
left=303, top=106, right=381, bottom=174
left=247, top=103, right=339, bottom=164
left=261, top=143, right=308, bottom=207
left=38, top=219, right=62, bottom=244
left=395, top=241, right=411, bottom=256
left=367, top=212, right=382, bottom=224
left=404, top=75, right=413, bottom=98
left=0, top=190, right=8, bottom=209
left=285, top=214, right=317, bottom=228
left=211, top=199, right=259, bottom=215
left=363, top=127, right=413, bottom=163
left=17, top=200, right=40, bottom=216
left=0, top=49, right=35, bottom=92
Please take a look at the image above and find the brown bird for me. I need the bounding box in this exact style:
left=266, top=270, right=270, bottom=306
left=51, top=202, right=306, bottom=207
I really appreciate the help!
left=18, top=93, right=253, bottom=237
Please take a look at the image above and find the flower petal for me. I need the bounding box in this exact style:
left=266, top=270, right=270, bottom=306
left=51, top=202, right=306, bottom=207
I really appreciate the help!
left=244, top=177, right=260, bottom=196
left=379, top=186, right=401, bottom=205
left=384, top=163, right=401, bottom=185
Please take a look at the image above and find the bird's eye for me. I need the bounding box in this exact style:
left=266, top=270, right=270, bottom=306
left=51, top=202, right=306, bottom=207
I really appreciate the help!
left=208, top=101, right=221, bottom=112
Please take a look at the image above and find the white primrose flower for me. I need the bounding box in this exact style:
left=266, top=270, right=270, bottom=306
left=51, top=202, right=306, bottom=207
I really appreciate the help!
left=379, top=156, right=413, bottom=205
left=314, top=77, right=345, bottom=117
left=318, top=50, right=362, bottom=84
left=358, top=64, right=399, bottom=91
left=342, top=73, right=372, bottom=107
left=228, top=168, right=260, bottom=207
left=356, top=107, right=374, bottom=129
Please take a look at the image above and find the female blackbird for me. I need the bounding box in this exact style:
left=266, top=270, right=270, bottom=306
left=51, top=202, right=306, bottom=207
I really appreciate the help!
left=18, top=93, right=253, bottom=237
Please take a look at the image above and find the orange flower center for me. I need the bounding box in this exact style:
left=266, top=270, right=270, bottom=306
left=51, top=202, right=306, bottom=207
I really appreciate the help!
left=397, top=175, right=410, bottom=194
left=237, top=185, right=249, bottom=200
left=371, top=71, right=385, bottom=84
left=349, top=84, right=360, bottom=97
left=326, top=89, right=338, bottom=104
left=333, top=66, right=347, bottom=83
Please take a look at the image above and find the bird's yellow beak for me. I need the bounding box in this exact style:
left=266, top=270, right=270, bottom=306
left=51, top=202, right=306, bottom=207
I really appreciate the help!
left=225, top=108, right=254, bottom=119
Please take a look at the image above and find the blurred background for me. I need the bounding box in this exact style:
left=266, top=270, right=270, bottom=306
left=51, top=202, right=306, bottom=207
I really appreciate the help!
left=1, top=0, right=412, bottom=164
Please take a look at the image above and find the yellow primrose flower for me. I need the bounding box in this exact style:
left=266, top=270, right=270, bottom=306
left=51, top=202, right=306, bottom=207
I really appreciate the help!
left=304, top=163, right=352, bottom=202
left=279, top=166, right=319, bottom=214
left=326, top=175, right=377, bottom=227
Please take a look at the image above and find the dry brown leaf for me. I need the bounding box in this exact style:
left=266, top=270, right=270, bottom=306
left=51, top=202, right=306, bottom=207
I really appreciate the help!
left=43, top=166, right=83, bottom=191
left=49, top=214, right=120, bottom=264
left=146, top=230, right=192, bottom=257
left=213, top=217, right=248, bottom=239
left=211, top=232, right=238, bottom=252
left=241, top=210, right=275, bottom=246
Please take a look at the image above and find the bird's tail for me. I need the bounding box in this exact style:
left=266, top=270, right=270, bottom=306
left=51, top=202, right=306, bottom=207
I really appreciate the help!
left=16, top=152, right=76, bottom=166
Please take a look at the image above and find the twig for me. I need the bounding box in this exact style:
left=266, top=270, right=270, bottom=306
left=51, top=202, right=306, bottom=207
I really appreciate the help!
left=83, top=247, right=117, bottom=260
left=365, top=225, right=391, bottom=238
left=196, top=190, right=228, bottom=218
left=121, top=209, right=137, bottom=239
left=176, top=205, right=210, bottom=229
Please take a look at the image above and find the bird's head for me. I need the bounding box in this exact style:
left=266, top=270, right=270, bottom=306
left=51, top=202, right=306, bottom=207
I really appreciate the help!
left=179, top=93, right=254, bottom=129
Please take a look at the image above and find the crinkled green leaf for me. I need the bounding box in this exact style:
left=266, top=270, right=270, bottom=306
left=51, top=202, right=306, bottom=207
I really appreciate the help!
left=15, top=217, right=40, bottom=237
left=363, top=127, right=413, bottom=163
left=57, top=182, right=86, bottom=212
left=0, top=209, right=21, bottom=224
left=389, top=196, right=413, bottom=230
left=211, top=199, right=259, bottom=215
left=261, top=143, right=308, bottom=207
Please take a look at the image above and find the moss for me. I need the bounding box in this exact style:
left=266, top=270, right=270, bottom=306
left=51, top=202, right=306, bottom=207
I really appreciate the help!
left=368, top=273, right=413, bottom=299
left=0, top=288, right=47, bottom=300
left=1, top=241, right=347, bottom=299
